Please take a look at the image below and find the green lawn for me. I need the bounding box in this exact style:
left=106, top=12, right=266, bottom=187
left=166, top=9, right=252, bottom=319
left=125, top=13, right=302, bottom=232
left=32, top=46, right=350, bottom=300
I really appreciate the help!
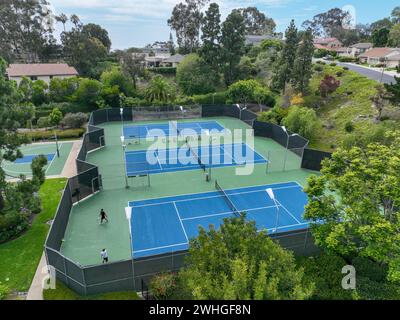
left=43, top=281, right=140, bottom=300
left=0, top=178, right=67, bottom=294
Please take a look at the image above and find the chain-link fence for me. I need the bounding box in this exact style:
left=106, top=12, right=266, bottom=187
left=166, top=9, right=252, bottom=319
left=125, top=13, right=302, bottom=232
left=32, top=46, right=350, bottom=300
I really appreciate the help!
left=45, top=105, right=328, bottom=296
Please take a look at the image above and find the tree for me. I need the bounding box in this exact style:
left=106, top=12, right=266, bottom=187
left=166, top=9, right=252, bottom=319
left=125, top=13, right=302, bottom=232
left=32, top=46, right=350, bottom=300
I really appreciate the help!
left=119, top=51, right=146, bottom=90
left=233, top=7, right=276, bottom=36
left=61, top=20, right=109, bottom=76
left=168, top=32, right=176, bottom=55
left=389, top=24, right=400, bottom=47
left=31, top=155, right=47, bottom=186
left=199, top=2, right=221, bottom=75
left=145, top=76, right=175, bottom=103
left=282, top=106, right=320, bottom=141
left=168, top=0, right=208, bottom=54
left=74, top=79, right=103, bottom=110
left=319, top=75, right=340, bottom=97
left=391, top=6, right=400, bottom=24
left=49, top=108, right=63, bottom=126
left=227, top=80, right=260, bottom=106
left=292, top=29, right=314, bottom=94
left=302, top=8, right=351, bottom=38
left=31, top=80, right=49, bottom=106
left=178, top=215, right=313, bottom=299
left=0, top=0, right=55, bottom=62
left=82, top=23, right=112, bottom=52
left=304, top=132, right=400, bottom=282
left=176, top=54, right=217, bottom=95
left=271, top=20, right=298, bottom=93
left=384, top=76, right=400, bottom=106
left=0, top=58, right=30, bottom=209
left=100, top=68, right=135, bottom=97
left=55, top=13, right=68, bottom=32
left=372, top=28, right=390, bottom=47
left=220, top=11, right=246, bottom=86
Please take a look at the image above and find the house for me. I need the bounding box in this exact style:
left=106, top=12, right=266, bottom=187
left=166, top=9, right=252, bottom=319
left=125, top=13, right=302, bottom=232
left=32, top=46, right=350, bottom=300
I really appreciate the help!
left=334, top=47, right=352, bottom=57
left=245, top=35, right=277, bottom=46
left=161, top=54, right=186, bottom=68
left=313, top=37, right=343, bottom=50
left=359, top=48, right=400, bottom=67
left=349, top=43, right=373, bottom=57
left=6, top=63, right=78, bottom=85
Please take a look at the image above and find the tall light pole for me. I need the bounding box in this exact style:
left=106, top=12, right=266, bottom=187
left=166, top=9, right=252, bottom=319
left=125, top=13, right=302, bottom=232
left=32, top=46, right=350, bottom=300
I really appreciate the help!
left=120, top=135, right=129, bottom=189
left=281, top=126, right=299, bottom=171
left=54, top=131, right=60, bottom=158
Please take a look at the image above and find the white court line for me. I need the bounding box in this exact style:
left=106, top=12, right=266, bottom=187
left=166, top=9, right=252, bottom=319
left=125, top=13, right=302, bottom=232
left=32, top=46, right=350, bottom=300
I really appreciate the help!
left=133, top=242, right=188, bottom=254
left=45, top=143, right=63, bottom=174
left=181, top=204, right=282, bottom=221
left=275, top=199, right=302, bottom=224
left=129, top=180, right=301, bottom=204
left=131, top=184, right=301, bottom=209
left=173, top=202, right=189, bottom=242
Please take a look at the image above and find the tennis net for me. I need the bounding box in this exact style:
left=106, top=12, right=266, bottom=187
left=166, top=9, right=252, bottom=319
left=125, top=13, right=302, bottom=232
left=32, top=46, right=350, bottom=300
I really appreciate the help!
left=185, top=137, right=206, bottom=171
left=215, top=180, right=241, bottom=217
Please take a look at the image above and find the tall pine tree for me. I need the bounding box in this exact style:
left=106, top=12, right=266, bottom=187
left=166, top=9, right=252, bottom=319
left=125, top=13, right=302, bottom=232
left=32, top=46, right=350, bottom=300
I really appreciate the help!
left=220, top=11, right=246, bottom=86
left=272, top=20, right=299, bottom=93
left=199, top=3, right=221, bottom=86
left=292, top=29, right=314, bottom=94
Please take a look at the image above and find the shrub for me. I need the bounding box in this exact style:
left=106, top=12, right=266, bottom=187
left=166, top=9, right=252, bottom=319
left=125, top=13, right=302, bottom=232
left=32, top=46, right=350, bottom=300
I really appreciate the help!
left=61, top=113, right=88, bottom=129
left=149, top=273, right=177, bottom=300
left=23, top=128, right=85, bottom=141
left=37, top=116, right=51, bottom=128
left=176, top=54, right=219, bottom=95
left=149, top=67, right=177, bottom=75
left=330, top=63, right=337, bottom=67
left=338, top=56, right=357, bottom=63
left=319, top=75, right=340, bottom=97
left=282, top=106, right=320, bottom=141
left=31, top=155, right=48, bottom=186
left=343, top=66, right=349, bottom=70
left=0, top=210, right=29, bottom=243
left=0, top=283, right=10, bottom=300
left=344, top=121, right=354, bottom=133
left=336, top=71, right=344, bottom=77
left=192, top=91, right=228, bottom=105
left=298, top=254, right=355, bottom=300
left=258, top=106, right=288, bottom=125
left=313, top=49, right=330, bottom=58
left=314, top=65, right=323, bottom=72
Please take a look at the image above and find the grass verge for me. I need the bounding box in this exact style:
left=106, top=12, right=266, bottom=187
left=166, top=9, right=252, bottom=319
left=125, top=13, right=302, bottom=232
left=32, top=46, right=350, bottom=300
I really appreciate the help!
left=43, top=281, right=140, bottom=300
left=0, top=178, right=67, bottom=294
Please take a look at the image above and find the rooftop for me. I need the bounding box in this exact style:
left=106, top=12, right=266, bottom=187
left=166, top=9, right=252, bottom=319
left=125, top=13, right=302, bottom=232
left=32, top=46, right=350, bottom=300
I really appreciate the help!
left=6, top=63, right=78, bottom=77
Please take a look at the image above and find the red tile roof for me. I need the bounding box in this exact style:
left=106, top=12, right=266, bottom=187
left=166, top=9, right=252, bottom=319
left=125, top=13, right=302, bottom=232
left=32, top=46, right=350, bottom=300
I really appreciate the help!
left=313, top=37, right=340, bottom=44
left=6, top=64, right=78, bottom=77
left=359, top=48, right=398, bottom=58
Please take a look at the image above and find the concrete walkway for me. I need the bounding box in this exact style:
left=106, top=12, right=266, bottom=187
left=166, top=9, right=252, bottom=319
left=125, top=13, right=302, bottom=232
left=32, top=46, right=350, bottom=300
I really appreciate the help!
left=26, top=140, right=82, bottom=300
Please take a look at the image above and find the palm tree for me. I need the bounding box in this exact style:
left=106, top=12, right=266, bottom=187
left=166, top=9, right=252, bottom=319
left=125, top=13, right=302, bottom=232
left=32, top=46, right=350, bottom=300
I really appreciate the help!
left=145, top=76, right=175, bottom=103
left=55, top=14, right=68, bottom=32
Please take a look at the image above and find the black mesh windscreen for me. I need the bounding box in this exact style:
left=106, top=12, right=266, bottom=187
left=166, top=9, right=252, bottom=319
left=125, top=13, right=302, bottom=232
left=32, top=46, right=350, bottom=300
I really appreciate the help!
left=91, top=109, right=107, bottom=125
left=83, top=260, right=133, bottom=286
left=45, top=182, right=72, bottom=250
left=301, top=148, right=332, bottom=171
left=202, top=104, right=226, bottom=117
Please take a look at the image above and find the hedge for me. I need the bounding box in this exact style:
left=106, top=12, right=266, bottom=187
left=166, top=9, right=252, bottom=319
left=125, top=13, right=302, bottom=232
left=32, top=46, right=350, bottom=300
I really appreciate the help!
left=20, top=128, right=85, bottom=141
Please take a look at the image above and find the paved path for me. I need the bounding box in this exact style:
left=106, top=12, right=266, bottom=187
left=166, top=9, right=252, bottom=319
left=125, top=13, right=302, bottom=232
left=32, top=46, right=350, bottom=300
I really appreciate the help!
left=26, top=139, right=82, bottom=300
left=336, top=62, right=396, bottom=84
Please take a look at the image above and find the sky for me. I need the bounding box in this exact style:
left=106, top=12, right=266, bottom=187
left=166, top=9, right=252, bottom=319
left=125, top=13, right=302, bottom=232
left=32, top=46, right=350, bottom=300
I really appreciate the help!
left=49, top=0, right=399, bottom=50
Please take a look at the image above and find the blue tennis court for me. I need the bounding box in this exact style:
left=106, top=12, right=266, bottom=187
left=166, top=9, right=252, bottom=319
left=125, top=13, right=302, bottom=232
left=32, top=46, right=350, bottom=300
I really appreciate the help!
left=123, top=120, right=225, bottom=139
left=128, top=181, right=309, bottom=258
left=14, top=153, right=55, bottom=164
left=125, top=143, right=267, bottom=176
